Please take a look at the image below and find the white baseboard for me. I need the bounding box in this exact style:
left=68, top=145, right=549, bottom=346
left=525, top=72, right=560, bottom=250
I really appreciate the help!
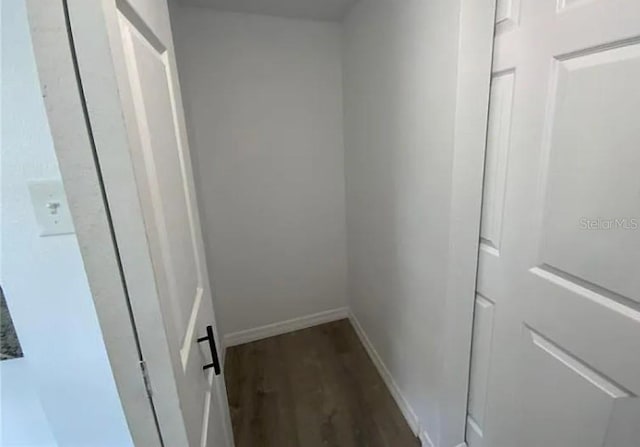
left=223, top=307, right=444, bottom=447
left=224, top=307, right=349, bottom=347
left=419, top=429, right=436, bottom=447
left=348, top=312, right=425, bottom=439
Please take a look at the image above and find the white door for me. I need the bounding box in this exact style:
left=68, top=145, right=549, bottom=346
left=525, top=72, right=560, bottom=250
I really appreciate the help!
left=467, top=1, right=640, bottom=446
left=62, top=1, right=234, bottom=446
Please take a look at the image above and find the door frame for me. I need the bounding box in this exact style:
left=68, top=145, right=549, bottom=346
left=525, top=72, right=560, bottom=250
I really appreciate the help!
left=28, top=0, right=233, bottom=445
left=438, top=1, right=497, bottom=446
left=27, top=0, right=498, bottom=446
left=26, top=1, right=163, bottom=445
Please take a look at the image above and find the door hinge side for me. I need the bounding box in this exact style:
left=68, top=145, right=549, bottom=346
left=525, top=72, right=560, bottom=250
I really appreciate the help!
left=139, top=360, right=153, bottom=398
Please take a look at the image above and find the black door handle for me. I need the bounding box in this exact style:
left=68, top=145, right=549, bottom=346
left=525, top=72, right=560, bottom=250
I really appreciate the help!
left=197, top=325, right=221, bottom=375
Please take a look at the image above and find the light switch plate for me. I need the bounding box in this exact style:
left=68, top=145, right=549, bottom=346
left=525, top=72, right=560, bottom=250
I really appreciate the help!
left=27, top=179, right=75, bottom=236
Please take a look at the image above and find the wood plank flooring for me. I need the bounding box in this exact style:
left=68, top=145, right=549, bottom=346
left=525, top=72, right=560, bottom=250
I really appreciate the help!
left=224, top=319, right=420, bottom=447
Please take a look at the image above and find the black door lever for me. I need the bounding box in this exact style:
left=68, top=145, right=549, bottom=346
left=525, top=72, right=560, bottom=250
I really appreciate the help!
left=197, top=325, right=221, bottom=375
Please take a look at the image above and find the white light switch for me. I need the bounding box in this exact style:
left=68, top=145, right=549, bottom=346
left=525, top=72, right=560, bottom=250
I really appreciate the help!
left=27, top=179, right=75, bottom=236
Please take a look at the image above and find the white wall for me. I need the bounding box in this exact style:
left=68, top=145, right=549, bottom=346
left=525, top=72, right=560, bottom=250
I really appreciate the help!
left=172, top=8, right=348, bottom=336
left=0, top=1, right=133, bottom=445
left=0, top=358, right=56, bottom=447
left=342, top=0, right=462, bottom=443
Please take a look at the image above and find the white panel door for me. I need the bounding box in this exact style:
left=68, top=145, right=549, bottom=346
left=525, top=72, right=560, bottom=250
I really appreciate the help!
left=467, top=1, right=640, bottom=446
left=65, top=1, right=234, bottom=446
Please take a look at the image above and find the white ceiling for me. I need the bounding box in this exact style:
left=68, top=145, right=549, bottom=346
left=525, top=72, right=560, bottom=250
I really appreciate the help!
left=179, top=0, right=359, bottom=22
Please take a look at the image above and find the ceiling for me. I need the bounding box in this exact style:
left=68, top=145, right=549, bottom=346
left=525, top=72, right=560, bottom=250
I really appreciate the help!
left=179, top=0, right=359, bottom=22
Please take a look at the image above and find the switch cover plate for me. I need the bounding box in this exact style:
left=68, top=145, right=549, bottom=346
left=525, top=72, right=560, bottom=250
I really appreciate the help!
left=27, top=179, right=75, bottom=236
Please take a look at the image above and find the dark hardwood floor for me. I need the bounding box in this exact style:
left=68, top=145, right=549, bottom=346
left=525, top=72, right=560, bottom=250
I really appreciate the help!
left=224, top=319, right=421, bottom=447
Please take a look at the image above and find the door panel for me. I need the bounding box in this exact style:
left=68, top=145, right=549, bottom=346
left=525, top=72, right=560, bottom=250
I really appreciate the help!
left=115, top=3, right=231, bottom=446
left=468, top=1, right=640, bottom=446
left=467, top=294, right=496, bottom=437
left=467, top=4, right=518, bottom=442
left=525, top=268, right=640, bottom=393
left=66, top=0, right=234, bottom=446
left=479, top=69, right=514, bottom=256
left=539, top=43, right=640, bottom=300
left=521, top=327, right=632, bottom=447
left=118, top=10, right=202, bottom=342
left=495, top=0, right=520, bottom=32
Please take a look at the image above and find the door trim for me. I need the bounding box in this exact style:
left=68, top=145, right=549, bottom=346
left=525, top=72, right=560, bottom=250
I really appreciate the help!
left=27, top=0, right=499, bottom=445
left=26, top=1, right=163, bottom=445
left=56, top=0, right=199, bottom=445
left=438, top=1, right=497, bottom=446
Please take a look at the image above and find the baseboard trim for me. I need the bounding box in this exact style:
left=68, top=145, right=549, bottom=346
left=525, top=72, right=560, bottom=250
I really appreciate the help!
left=419, top=429, right=436, bottom=447
left=224, top=307, right=349, bottom=347
left=348, top=311, right=425, bottom=441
